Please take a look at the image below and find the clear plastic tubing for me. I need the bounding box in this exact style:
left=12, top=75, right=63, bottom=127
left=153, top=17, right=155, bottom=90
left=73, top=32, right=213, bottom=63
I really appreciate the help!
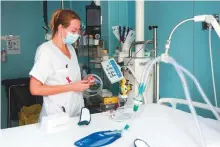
left=137, top=55, right=220, bottom=147
left=141, top=57, right=161, bottom=92
left=140, top=56, right=220, bottom=120
left=140, top=59, right=153, bottom=84
left=139, top=56, right=205, bottom=147
left=169, top=58, right=206, bottom=147
left=172, top=59, right=220, bottom=120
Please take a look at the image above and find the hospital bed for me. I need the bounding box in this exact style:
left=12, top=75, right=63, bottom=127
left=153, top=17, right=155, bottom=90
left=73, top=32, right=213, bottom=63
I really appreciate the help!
left=158, top=98, right=220, bottom=113
left=0, top=102, right=219, bottom=147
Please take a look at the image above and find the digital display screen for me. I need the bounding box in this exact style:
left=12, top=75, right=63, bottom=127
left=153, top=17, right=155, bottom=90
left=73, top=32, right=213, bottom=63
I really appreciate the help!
left=87, top=9, right=100, bottom=26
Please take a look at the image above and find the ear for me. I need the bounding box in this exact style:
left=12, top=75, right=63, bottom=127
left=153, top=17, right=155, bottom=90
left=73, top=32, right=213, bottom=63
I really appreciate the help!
left=57, top=24, right=63, bottom=34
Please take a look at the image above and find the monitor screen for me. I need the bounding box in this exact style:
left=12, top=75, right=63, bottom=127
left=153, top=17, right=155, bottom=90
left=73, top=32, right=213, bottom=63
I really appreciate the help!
left=87, top=8, right=101, bottom=26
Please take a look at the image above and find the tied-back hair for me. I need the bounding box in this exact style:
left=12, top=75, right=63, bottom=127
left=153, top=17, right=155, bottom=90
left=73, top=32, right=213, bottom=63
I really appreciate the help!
left=50, top=9, right=80, bottom=38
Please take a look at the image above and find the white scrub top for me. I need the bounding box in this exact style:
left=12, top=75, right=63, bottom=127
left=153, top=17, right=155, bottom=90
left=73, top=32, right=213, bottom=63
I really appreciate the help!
left=29, top=40, right=84, bottom=121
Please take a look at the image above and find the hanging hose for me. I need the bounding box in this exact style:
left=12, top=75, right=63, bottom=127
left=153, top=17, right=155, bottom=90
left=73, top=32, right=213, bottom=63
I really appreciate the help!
left=142, top=57, right=161, bottom=90
left=124, top=15, right=220, bottom=147
left=208, top=26, right=218, bottom=107
left=140, top=60, right=153, bottom=85
left=168, top=57, right=206, bottom=147
left=143, top=56, right=205, bottom=147
left=123, top=54, right=220, bottom=147
left=177, top=62, right=220, bottom=120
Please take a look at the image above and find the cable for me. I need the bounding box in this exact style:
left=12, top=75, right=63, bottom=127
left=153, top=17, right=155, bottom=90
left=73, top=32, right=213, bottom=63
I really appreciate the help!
left=128, top=40, right=153, bottom=57
left=125, top=44, right=146, bottom=66
left=134, top=139, right=150, bottom=147
left=126, top=44, right=157, bottom=67
left=165, top=18, right=194, bottom=54
left=168, top=18, right=194, bottom=41
left=208, top=26, right=218, bottom=107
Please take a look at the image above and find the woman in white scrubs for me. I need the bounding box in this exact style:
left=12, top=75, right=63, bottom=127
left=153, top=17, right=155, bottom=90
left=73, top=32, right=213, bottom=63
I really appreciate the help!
left=29, top=9, right=90, bottom=120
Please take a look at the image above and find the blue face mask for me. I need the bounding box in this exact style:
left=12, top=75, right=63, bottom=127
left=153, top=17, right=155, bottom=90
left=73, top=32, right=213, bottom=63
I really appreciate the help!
left=63, top=32, right=80, bottom=45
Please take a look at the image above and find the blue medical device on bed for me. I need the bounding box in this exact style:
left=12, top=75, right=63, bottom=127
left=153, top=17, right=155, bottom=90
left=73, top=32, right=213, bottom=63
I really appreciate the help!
left=74, top=130, right=121, bottom=147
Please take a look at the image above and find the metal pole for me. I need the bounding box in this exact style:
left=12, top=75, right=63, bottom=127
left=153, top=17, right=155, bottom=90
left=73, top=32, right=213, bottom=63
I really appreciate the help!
left=149, top=26, right=159, bottom=103
left=135, top=0, right=145, bottom=57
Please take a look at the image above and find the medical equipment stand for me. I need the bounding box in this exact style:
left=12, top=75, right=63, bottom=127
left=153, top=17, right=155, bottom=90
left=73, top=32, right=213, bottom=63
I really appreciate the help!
left=123, top=26, right=159, bottom=104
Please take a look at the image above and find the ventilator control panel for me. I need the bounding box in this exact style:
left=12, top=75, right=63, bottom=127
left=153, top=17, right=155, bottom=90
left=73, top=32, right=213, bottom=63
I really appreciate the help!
left=101, top=58, right=124, bottom=84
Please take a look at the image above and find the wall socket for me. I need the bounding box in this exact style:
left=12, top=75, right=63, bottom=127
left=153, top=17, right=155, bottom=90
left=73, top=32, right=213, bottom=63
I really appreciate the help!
left=202, top=14, right=220, bottom=30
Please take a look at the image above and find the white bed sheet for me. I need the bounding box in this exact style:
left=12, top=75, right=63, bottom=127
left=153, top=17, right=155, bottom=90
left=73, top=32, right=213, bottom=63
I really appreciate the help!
left=0, top=104, right=219, bottom=147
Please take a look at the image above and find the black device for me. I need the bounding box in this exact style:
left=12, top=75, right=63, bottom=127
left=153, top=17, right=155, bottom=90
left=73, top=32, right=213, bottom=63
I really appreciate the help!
left=202, top=14, right=219, bottom=30
left=86, top=1, right=101, bottom=38
left=86, top=1, right=101, bottom=74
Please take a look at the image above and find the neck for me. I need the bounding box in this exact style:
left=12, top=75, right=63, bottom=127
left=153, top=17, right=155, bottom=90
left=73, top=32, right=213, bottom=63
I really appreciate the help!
left=52, top=34, right=67, bottom=51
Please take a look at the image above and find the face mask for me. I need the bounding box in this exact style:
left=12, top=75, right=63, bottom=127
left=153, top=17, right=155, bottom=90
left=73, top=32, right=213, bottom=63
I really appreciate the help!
left=63, top=31, right=80, bottom=45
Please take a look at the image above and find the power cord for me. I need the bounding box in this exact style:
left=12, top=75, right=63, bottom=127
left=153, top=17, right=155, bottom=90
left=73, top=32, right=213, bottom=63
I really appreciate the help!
left=125, top=44, right=147, bottom=66
left=208, top=26, right=218, bottom=107
left=126, top=44, right=159, bottom=66
left=134, top=138, right=151, bottom=147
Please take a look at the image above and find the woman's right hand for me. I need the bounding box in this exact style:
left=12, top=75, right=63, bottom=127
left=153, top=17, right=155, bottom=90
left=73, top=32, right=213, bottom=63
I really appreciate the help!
left=71, top=80, right=90, bottom=92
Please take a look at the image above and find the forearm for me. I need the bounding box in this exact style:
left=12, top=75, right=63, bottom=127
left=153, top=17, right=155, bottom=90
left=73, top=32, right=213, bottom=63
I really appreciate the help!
left=30, top=84, right=72, bottom=96
left=30, top=76, right=89, bottom=96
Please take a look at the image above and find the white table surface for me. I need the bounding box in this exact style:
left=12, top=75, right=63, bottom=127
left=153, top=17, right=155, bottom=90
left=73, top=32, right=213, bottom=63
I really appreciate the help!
left=0, top=104, right=220, bottom=147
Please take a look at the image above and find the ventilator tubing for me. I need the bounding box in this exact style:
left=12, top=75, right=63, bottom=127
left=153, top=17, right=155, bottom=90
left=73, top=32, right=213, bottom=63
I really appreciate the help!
left=170, top=59, right=206, bottom=147
left=139, top=56, right=220, bottom=120
left=140, top=59, right=153, bottom=85
left=137, top=57, right=160, bottom=100
left=134, top=55, right=220, bottom=147
left=176, top=61, right=220, bottom=120
left=142, top=57, right=161, bottom=91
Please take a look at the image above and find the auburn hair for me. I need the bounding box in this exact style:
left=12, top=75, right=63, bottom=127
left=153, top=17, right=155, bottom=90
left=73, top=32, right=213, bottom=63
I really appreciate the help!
left=50, top=9, right=80, bottom=38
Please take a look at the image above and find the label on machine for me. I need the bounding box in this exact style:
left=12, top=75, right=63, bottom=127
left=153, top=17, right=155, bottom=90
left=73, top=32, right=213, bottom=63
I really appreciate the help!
left=101, top=58, right=124, bottom=84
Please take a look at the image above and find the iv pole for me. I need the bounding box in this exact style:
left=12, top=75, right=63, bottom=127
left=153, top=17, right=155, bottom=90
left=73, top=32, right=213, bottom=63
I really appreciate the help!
left=149, top=26, right=159, bottom=103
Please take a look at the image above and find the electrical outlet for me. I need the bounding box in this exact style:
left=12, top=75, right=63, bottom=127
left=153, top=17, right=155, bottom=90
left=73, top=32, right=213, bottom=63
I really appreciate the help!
left=202, top=14, right=220, bottom=30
